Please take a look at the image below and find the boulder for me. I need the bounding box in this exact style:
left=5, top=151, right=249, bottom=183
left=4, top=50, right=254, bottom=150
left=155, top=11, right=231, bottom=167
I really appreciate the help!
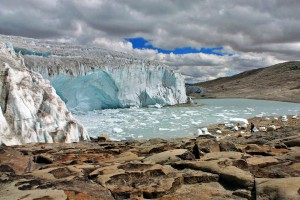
left=282, top=136, right=300, bottom=147
left=157, top=182, right=238, bottom=200
left=143, top=149, right=189, bottom=164
left=0, top=180, right=67, bottom=200
left=201, top=151, right=249, bottom=161
left=246, top=156, right=279, bottom=168
left=219, top=140, right=241, bottom=152
left=177, top=169, right=219, bottom=184
left=94, top=163, right=183, bottom=199
left=256, top=177, right=300, bottom=200
left=173, top=160, right=254, bottom=189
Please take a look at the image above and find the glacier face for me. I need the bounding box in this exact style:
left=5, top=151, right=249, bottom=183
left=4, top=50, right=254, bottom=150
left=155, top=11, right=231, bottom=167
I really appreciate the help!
left=0, top=34, right=187, bottom=111
left=0, top=43, right=89, bottom=146
left=26, top=58, right=187, bottom=111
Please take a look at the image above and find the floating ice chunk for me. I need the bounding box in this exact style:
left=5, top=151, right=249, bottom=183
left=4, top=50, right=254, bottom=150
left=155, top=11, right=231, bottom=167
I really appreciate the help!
left=292, top=115, right=298, bottom=119
left=247, top=107, right=255, bottom=111
left=229, top=118, right=249, bottom=125
left=159, top=128, right=169, bottom=131
left=112, top=127, right=123, bottom=133
left=225, top=123, right=234, bottom=128
left=259, top=127, right=267, bottom=131
left=256, top=113, right=264, bottom=118
left=281, top=115, right=288, bottom=122
left=241, top=123, right=248, bottom=129
left=129, top=105, right=139, bottom=109
left=191, top=121, right=202, bottom=125
left=124, top=134, right=135, bottom=140
left=231, top=126, right=239, bottom=131
left=194, top=129, right=203, bottom=136
left=148, top=103, right=162, bottom=109
left=201, top=127, right=211, bottom=135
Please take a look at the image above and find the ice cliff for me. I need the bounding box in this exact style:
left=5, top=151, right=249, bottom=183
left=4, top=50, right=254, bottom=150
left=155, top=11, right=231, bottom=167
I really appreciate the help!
left=26, top=57, right=187, bottom=111
left=0, top=43, right=89, bottom=146
left=0, top=35, right=187, bottom=111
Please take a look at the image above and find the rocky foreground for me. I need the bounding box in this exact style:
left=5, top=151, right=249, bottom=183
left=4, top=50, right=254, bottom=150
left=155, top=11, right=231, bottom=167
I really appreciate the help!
left=0, top=116, right=300, bottom=200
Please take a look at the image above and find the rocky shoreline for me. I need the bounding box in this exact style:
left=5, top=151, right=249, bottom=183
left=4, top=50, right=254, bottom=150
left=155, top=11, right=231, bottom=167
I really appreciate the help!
left=0, top=115, right=300, bottom=200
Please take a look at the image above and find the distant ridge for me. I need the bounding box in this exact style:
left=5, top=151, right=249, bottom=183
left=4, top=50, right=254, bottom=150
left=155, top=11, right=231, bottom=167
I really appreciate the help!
left=194, top=61, right=300, bottom=103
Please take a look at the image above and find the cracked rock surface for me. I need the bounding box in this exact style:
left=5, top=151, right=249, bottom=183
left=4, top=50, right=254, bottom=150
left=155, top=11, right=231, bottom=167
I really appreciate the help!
left=1, top=116, right=300, bottom=199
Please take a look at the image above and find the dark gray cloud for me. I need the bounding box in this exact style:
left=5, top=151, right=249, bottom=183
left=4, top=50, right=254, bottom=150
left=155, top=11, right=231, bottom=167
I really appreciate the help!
left=0, top=0, right=299, bottom=82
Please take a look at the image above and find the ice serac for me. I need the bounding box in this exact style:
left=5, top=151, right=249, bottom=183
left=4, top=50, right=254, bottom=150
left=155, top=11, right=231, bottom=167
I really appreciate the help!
left=0, top=43, right=89, bottom=146
left=24, top=55, right=187, bottom=111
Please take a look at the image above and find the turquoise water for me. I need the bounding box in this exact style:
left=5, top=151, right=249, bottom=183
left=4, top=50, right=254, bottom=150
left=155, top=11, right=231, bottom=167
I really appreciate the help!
left=73, top=99, right=300, bottom=140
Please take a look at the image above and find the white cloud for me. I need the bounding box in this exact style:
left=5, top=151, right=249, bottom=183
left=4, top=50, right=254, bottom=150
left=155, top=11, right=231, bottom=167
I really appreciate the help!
left=0, top=0, right=299, bottom=82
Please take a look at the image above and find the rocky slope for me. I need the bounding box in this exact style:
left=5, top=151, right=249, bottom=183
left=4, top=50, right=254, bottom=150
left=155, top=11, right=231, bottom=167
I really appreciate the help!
left=1, top=115, right=299, bottom=199
left=0, top=35, right=187, bottom=111
left=0, top=43, right=89, bottom=146
left=193, top=61, right=300, bottom=103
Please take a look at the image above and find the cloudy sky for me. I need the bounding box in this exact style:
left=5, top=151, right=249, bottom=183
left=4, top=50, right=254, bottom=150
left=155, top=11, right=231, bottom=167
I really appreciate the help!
left=1, top=0, right=299, bottom=83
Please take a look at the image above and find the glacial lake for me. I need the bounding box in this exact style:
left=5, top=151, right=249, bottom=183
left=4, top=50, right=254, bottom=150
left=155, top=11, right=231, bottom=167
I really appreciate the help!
left=73, top=99, right=300, bottom=140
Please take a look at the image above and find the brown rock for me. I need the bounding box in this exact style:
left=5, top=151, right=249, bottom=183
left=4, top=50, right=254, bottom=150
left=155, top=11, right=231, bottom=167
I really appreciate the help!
left=219, top=140, right=241, bottom=152
left=94, top=162, right=183, bottom=199
left=283, top=136, right=300, bottom=147
left=173, top=160, right=254, bottom=189
left=201, top=151, right=249, bottom=161
left=0, top=180, right=67, bottom=200
left=158, top=182, right=242, bottom=200
left=246, top=156, right=279, bottom=168
left=256, top=177, right=300, bottom=200
left=0, top=148, right=33, bottom=175
left=178, top=169, right=219, bottom=184
left=143, top=149, right=189, bottom=164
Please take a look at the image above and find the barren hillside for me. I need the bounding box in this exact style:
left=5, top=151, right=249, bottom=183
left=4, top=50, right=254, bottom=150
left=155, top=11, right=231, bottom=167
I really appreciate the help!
left=194, top=61, right=300, bottom=103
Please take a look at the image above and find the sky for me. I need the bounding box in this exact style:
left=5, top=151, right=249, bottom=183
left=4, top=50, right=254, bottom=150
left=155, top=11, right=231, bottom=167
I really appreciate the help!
left=1, top=0, right=300, bottom=83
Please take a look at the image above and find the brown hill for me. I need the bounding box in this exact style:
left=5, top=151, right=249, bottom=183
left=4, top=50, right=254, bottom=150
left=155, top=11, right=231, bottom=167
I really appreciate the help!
left=194, top=61, right=300, bottom=103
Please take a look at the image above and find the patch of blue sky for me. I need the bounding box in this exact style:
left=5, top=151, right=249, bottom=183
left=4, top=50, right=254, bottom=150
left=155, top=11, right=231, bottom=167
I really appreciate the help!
left=226, top=71, right=238, bottom=77
left=125, top=37, right=226, bottom=56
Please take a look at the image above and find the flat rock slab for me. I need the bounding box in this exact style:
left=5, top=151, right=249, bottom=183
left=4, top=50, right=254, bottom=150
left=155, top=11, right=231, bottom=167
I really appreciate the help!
left=246, top=156, right=279, bottom=167
left=0, top=180, right=67, bottom=200
left=173, top=160, right=254, bottom=189
left=178, top=168, right=219, bottom=184
left=0, top=148, right=33, bottom=174
left=158, top=182, right=245, bottom=200
left=256, top=177, right=300, bottom=200
left=200, top=151, right=249, bottom=161
left=94, top=162, right=182, bottom=199
left=143, top=149, right=189, bottom=164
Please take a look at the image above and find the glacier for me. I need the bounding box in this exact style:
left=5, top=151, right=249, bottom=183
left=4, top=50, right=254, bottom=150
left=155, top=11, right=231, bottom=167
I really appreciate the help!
left=25, top=56, right=187, bottom=111
left=0, top=35, right=187, bottom=111
left=0, top=42, right=89, bottom=146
